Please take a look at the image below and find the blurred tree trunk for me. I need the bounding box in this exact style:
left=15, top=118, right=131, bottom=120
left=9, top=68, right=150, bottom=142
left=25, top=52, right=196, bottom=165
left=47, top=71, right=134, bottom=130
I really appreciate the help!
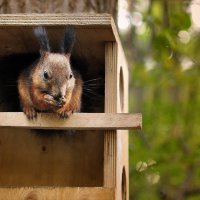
left=0, top=0, right=118, bottom=21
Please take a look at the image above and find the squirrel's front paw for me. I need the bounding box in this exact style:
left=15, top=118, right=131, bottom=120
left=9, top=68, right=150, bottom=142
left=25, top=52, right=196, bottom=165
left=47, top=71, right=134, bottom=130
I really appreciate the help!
left=44, top=94, right=60, bottom=108
left=56, top=107, right=75, bottom=118
left=23, top=106, right=37, bottom=119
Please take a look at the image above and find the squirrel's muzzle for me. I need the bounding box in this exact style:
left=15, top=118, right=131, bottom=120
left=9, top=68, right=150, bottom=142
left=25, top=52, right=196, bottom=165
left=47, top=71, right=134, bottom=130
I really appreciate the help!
left=54, top=94, right=66, bottom=107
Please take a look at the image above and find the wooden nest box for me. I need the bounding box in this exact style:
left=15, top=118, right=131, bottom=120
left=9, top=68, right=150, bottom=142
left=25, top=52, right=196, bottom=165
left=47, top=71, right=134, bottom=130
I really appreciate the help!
left=0, top=14, right=142, bottom=200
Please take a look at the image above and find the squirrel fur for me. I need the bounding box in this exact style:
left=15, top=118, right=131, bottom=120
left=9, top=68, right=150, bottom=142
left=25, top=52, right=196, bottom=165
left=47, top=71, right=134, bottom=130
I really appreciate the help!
left=18, top=26, right=83, bottom=119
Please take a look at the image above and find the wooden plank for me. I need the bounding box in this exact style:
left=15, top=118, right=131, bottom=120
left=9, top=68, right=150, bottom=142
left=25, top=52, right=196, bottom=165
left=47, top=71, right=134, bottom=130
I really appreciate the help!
left=104, top=42, right=118, bottom=188
left=105, top=42, right=118, bottom=113
left=104, top=39, right=134, bottom=200
left=0, top=187, right=114, bottom=200
left=115, top=44, right=130, bottom=200
left=0, top=128, right=104, bottom=187
left=0, top=13, right=113, bottom=26
left=0, top=112, right=142, bottom=130
left=104, top=131, right=116, bottom=187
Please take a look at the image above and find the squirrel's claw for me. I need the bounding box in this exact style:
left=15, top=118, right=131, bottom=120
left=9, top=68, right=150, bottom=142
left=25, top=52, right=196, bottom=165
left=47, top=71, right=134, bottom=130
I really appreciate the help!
left=23, top=106, right=37, bottom=120
left=56, top=106, right=75, bottom=119
left=58, top=110, right=73, bottom=119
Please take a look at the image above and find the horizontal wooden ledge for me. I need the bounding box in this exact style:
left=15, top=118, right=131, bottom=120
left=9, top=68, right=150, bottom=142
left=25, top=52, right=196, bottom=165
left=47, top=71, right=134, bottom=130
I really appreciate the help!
left=0, top=112, right=142, bottom=130
left=0, top=187, right=114, bottom=200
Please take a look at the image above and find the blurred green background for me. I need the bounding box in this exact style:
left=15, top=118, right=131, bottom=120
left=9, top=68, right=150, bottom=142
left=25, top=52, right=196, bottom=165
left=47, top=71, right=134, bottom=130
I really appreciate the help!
left=118, top=0, right=200, bottom=199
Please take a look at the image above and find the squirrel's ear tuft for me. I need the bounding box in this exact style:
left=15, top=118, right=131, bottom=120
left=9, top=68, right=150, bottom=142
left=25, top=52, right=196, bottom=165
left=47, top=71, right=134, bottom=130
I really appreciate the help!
left=61, top=25, right=75, bottom=56
left=34, top=26, right=50, bottom=55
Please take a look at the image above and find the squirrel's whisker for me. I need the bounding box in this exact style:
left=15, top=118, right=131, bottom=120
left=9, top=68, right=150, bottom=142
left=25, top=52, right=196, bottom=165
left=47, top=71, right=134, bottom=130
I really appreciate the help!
left=83, top=78, right=102, bottom=83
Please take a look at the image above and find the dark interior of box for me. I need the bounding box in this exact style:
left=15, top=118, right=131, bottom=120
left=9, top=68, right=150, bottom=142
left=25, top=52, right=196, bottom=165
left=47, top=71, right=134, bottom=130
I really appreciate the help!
left=0, top=26, right=106, bottom=187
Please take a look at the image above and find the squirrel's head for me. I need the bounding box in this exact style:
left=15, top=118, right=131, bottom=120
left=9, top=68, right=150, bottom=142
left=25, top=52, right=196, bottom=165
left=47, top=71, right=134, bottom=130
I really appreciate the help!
left=32, top=26, right=76, bottom=103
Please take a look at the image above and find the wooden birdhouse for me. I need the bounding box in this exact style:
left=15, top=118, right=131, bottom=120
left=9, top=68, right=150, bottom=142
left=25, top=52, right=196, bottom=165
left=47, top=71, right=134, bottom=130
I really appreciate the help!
left=0, top=14, right=142, bottom=200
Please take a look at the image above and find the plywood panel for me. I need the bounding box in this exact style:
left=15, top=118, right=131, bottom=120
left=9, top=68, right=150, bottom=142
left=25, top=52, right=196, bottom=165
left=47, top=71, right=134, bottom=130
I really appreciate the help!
left=0, top=14, right=113, bottom=26
left=104, top=42, right=118, bottom=188
left=115, top=42, right=130, bottom=200
left=0, top=128, right=104, bottom=187
left=0, top=187, right=114, bottom=200
left=104, top=40, right=132, bottom=200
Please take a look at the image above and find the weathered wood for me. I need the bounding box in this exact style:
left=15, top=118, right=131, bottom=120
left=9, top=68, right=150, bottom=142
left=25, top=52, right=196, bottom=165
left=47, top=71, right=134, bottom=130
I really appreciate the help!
left=104, top=39, right=130, bottom=200
left=0, top=112, right=138, bottom=187
left=116, top=43, right=130, bottom=200
left=104, top=131, right=117, bottom=187
left=0, top=113, right=142, bottom=130
left=0, top=13, right=112, bottom=25
left=0, top=187, right=114, bottom=200
left=0, top=128, right=104, bottom=186
left=104, top=42, right=118, bottom=188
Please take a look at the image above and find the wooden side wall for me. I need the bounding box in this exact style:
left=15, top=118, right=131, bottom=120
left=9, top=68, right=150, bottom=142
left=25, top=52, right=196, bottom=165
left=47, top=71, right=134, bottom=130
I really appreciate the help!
left=104, top=42, right=129, bottom=200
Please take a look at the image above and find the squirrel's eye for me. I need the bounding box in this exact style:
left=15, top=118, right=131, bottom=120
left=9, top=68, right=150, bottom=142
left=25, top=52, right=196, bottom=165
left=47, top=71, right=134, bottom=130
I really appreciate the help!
left=69, top=73, right=73, bottom=79
left=44, top=71, right=49, bottom=79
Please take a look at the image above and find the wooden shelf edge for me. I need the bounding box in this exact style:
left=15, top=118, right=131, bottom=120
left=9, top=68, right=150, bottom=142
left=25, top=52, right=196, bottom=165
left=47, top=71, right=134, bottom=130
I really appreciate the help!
left=0, top=112, right=142, bottom=130
left=0, top=13, right=112, bottom=26
left=0, top=187, right=115, bottom=200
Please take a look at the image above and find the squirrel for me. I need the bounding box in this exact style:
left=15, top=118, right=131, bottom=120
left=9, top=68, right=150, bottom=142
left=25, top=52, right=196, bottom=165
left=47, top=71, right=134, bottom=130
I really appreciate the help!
left=17, top=26, right=83, bottom=119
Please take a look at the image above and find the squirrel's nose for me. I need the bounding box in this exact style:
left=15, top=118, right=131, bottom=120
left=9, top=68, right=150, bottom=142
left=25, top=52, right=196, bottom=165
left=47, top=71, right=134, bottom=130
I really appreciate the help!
left=54, top=94, right=66, bottom=103
left=54, top=94, right=63, bottom=101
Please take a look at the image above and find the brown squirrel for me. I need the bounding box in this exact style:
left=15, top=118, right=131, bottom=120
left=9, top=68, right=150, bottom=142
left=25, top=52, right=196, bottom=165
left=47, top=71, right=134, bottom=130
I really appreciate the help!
left=18, top=26, right=83, bottom=119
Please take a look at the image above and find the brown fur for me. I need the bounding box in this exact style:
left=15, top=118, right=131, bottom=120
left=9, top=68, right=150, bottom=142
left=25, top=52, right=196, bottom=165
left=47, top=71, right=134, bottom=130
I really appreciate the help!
left=18, top=52, right=83, bottom=119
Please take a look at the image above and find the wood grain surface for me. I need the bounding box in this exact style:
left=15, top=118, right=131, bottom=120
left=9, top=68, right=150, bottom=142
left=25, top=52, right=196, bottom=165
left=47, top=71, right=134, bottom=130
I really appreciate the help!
left=0, top=112, right=142, bottom=130
left=0, top=187, right=114, bottom=200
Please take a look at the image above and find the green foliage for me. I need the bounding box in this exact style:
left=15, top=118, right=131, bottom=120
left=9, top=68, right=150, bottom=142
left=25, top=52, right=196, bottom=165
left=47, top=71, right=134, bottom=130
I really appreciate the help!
left=120, top=1, right=200, bottom=199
